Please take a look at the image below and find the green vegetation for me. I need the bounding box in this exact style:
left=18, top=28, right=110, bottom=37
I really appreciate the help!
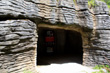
left=73, top=0, right=76, bottom=3
left=88, top=0, right=97, bottom=8
left=88, top=0, right=110, bottom=9
left=92, top=65, right=110, bottom=73
left=99, top=0, right=110, bottom=9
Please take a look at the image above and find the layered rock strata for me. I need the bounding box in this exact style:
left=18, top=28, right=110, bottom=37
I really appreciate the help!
left=83, top=0, right=110, bottom=66
left=0, top=0, right=110, bottom=73
left=0, top=20, right=37, bottom=73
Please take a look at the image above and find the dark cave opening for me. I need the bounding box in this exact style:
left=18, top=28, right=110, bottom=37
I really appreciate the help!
left=37, top=27, right=83, bottom=65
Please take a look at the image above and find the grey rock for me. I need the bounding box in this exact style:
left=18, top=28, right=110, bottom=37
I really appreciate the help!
left=95, top=15, right=110, bottom=30
left=0, top=20, right=37, bottom=73
left=13, top=32, right=33, bottom=36
left=0, top=69, right=8, bottom=73
left=76, top=0, right=88, bottom=10
left=5, top=34, right=19, bottom=40
left=11, top=43, right=36, bottom=52
left=0, top=0, right=39, bottom=18
left=90, top=0, right=109, bottom=15
left=77, top=10, right=93, bottom=29
left=59, top=0, right=75, bottom=8
left=0, top=46, right=6, bottom=50
left=91, top=30, right=110, bottom=50
left=0, top=0, right=91, bottom=26
left=0, top=40, right=20, bottom=46
left=19, top=36, right=33, bottom=40
left=1, top=0, right=110, bottom=72
left=0, top=31, right=11, bottom=36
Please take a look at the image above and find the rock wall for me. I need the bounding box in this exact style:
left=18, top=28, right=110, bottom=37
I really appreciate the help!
left=0, top=20, right=37, bottom=73
left=0, top=0, right=110, bottom=72
left=0, top=0, right=92, bottom=26
left=83, top=0, right=110, bottom=66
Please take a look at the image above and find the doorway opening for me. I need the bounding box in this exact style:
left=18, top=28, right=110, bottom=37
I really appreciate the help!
left=37, top=27, right=83, bottom=65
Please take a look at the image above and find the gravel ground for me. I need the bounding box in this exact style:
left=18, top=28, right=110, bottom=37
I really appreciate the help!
left=37, top=63, right=98, bottom=73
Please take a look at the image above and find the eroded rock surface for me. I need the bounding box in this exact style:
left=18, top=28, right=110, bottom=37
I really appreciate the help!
left=0, top=20, right=37, bottom=73
left=0, top=0, right=110, bottom=72
left=84, top=0, right=110, bottom=66
left=0, top=0, right=92, bottom=26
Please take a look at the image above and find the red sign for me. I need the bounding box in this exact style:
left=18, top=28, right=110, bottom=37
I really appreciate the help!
left=45, top=37, right=54, bottom=42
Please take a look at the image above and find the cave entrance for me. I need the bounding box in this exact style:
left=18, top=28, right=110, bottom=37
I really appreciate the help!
left=37, top=27, right=83, bottom=65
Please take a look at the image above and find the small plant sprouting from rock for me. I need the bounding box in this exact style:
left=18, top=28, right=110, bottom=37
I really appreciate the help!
left=88, top=0, right=110, bottom=12
left=23, top=70, right=34, bottom=73
left=99, top=0, right=110, bottom=9
left=92, top=56, right=110, bottom=73
left=92, top=65, right=110, bottom=73
left=88, top=0, right=97, bottom=8
left=99, top=0, right=110, bottom=13
left=73, top=0, right=76, bottom=3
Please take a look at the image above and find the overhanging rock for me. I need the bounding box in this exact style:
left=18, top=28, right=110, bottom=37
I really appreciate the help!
left=0, top=0, right=110, bottom=72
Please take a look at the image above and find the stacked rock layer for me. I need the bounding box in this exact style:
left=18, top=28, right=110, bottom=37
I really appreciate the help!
left=0, top=0, right=110, bottom=73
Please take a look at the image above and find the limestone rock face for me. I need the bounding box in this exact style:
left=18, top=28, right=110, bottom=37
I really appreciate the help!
left=77, top=10, right=93, bottom=29
left=0, top=20, right=37, bottom=73
left=76, top=0, right=88, bottom=10
left=90, top=1, right=110, bottom=49
left=75, top=0, right=94, bottom=29
left=90, top=0, right=109, bottom=15
left=0, top=0, right=94, bottom=28
left=0, top=0, right=82, bottom=25
left=58, top=0, right=78, bottom=24
left=0, top=0, right=110, bottom=72
left=0, top=0, right=40, bottom=18
left=83, top=0, right=110, bottom=66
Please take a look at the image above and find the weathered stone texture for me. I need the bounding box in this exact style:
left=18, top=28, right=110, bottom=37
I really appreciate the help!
left=0, top=0, right=94, bottom=29
left=0, top=0, right=79, bottom=25
left=91, top=2, right=110, bottom=49
left=0, top=0, right=110, bottom=70
left=0, top=0, right=40, bottom=18
left=0, top=20, right=37, bottom=73
left=83, top=0, right=110, bottom=66
left=58, top=0, right=78, bottom=24
left=83, top=49, right=110, bottom=66
left=0, top=50, right=36, bottom=73
left=76, top=0, right=88, bottom=10
left=90, top=0, right=109, bottom=15
left=94, top=15, right=110, bottom=29
left=74, top=0, right=94, bottom=29
left=77, top=10, right=93, bottom=29
left=91, top=30, right=110, bottom=50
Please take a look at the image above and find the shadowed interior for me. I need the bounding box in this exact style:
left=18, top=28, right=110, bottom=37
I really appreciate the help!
left=37, top=27, right=83, bottom=65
